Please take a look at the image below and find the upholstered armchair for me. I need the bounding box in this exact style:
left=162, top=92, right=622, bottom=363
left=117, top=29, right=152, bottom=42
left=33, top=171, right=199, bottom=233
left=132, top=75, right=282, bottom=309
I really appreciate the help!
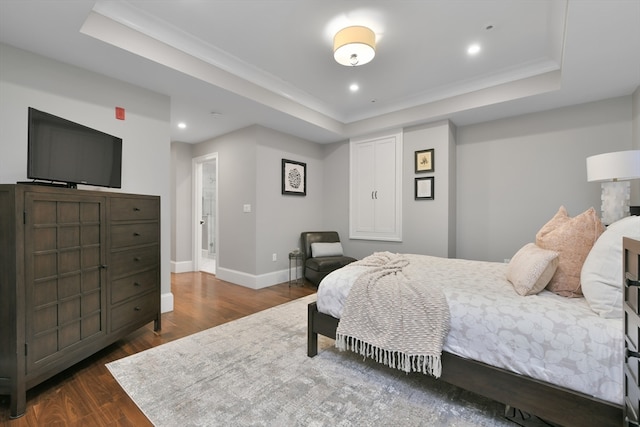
left=300, top=231, right=356, bottom=286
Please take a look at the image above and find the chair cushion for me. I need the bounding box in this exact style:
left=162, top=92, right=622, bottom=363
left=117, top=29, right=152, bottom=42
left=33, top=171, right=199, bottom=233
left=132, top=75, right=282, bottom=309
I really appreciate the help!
left=311, top=242, right=343, bottom=257
left=306, top=256, right=356, bottom=272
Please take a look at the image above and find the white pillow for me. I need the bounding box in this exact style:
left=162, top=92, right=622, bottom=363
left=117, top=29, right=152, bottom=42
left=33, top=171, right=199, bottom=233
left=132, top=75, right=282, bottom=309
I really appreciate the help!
left=311, top=242, right=344, bottom=257
left=507, top=243, right=559, bottom=296
left=581, top=215, right=640, bottom=318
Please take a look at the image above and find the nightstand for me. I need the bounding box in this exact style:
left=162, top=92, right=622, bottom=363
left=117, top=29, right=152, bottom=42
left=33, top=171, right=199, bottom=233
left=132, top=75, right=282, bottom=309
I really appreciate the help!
left=624, top=237, right=640, bottom=426
left=289, top=251, right=303, bottom=287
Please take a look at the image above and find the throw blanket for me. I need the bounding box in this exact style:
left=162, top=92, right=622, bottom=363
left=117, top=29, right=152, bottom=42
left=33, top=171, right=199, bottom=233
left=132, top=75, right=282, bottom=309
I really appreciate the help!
left=335, top=252, right=450, bottom=377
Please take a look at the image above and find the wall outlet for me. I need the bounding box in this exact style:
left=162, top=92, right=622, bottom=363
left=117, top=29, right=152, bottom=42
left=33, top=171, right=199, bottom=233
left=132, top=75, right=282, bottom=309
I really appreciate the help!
left=272, top=253, right=277, bottom=262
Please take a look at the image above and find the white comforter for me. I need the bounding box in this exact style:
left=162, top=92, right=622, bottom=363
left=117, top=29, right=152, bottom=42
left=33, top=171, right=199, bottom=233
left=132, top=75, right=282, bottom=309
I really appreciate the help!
left=316, top=254, right=623, bottom=405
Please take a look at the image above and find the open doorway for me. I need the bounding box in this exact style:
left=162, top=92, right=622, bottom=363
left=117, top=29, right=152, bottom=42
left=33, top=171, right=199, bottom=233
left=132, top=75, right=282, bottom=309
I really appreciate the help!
left=193, top=153, right=218, bottom=275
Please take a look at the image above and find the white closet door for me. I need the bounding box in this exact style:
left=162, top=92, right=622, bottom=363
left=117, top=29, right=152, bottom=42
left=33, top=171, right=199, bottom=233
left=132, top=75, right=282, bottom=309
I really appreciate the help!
left=350, top=130, right=403, bottom=241
left=373, top=137, right=399, bottom=233
left=353, top=141, right=376, bottom=233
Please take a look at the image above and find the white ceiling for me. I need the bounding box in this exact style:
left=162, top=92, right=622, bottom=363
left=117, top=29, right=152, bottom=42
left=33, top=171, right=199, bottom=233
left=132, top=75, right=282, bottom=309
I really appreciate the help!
left=1, top=0, right=638, bottom=144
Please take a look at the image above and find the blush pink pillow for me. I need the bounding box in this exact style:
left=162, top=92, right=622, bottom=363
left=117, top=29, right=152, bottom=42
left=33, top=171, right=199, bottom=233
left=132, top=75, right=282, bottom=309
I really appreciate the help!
left=535, top=206, right=605, bottom=297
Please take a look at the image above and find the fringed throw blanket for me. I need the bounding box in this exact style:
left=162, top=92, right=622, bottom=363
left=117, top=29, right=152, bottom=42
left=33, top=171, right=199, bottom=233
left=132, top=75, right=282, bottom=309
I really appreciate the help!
left=335, top=252, right=450, bottom=378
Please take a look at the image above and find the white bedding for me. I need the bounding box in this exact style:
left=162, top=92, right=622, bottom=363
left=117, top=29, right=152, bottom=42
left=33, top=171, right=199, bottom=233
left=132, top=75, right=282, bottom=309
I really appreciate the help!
left=316, top=253, right=623, bottom=405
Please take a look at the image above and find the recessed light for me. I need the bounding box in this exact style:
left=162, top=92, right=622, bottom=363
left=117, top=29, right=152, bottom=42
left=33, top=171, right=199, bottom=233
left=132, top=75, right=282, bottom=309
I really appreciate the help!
left=349, top=83, right=359, bottom=92
left=178, top=122, right=187, bottom=129
left=467, top=43, right=481, bottom=55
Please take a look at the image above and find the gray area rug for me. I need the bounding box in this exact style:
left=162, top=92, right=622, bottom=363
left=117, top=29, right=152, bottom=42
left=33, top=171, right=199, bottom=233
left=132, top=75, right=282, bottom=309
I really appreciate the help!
left=107, top=294, right=517, bottom=426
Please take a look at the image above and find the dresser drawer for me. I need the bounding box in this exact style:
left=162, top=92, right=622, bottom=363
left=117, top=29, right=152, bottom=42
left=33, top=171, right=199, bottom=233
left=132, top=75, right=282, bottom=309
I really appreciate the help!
left=111, top=197, right=159, bottom=221
left=111, top=223, right=159, bottom=248
left=111, top=269, right=158, bottom=305
left=110, top=245, right=158, bottom=279
left=110, top=291, right=158, bottom=332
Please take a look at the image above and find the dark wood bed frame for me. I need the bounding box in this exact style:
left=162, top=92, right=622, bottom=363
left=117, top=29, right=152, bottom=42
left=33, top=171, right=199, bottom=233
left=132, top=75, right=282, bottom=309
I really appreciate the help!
left=307, top=302, right=621, bottom=427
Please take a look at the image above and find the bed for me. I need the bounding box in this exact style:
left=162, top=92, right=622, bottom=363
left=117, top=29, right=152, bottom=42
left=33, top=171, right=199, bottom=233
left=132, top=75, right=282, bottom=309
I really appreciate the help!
left=306, top=210, right=637, bottom=427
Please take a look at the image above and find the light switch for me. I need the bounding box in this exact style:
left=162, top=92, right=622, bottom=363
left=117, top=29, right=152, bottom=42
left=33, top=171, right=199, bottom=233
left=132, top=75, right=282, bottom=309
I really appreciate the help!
left=243, top=204, right=251, bottom=213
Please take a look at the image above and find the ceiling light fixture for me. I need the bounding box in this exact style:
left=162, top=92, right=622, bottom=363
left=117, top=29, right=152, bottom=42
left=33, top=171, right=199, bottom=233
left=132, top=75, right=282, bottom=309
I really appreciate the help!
left=333, top=26, right=376, bottom=66
left=467, top=43, right=481, bottom=55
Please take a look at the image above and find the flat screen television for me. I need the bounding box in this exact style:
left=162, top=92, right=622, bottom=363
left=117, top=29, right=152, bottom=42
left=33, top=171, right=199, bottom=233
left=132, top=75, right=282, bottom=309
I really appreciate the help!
left=27, top=107, right=122, bottom=188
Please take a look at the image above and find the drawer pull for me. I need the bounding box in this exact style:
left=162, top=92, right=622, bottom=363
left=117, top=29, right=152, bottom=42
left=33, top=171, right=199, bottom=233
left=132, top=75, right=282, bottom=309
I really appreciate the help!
left=133, top=282, right=141, bottom=287
left=134, top=257, right=141, bottom=262
left=133, top=232, right=141, bottom=236
left=627, top=349, right=640, bottom=359
left=134, top=306, right=141, bottom=311
left=626, top=273, right=640, bottom=287
left=100, top=264, right=108, bottom=269
left=133, top=207, right=141, bottom=212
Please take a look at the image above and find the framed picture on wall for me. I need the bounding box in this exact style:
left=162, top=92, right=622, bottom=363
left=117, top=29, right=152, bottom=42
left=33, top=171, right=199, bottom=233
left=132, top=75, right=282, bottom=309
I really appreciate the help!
left=282, top=158, right=306, bottom=196
left=415, top=149, right=434, bottom=173
left=415, top=176, right=434, bottom=200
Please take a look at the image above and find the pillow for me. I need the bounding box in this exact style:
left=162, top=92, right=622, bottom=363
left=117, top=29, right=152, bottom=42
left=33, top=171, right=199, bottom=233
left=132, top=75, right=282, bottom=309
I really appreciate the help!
left=581, top=215, right=640, bottom=318
left=311, top=242, right=343, bottom=258
left=535, top=206, right=605, bottom=297
left=507, top=243, right=559, bottom=296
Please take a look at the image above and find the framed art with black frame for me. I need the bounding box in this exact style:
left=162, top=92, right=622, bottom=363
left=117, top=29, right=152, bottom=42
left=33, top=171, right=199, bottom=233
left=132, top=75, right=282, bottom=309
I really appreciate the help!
left=415, top=148, right=434, bottom=173
left=415, top=176, right=434, bottom=200
left=282, top=158, right=306, bottom=196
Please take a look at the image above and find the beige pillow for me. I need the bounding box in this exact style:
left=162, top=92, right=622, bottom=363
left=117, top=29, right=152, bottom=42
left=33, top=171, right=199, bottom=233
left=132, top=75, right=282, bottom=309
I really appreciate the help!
left=507, top=243, right=559, bottom=296
left=535, top=206, right=605, bottom=297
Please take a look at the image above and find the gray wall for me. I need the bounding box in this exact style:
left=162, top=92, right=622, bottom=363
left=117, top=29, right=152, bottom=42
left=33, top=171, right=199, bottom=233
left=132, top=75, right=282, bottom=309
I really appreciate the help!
left=171, top=142, right=193, bottom=266
left=174, top=94, right=637, bottom=288
left=189, top=125, right=324, bottom=287
left=324, top=121, right=457, bottom=260
left=456, top=96, right=634, bottom=261
left=0, top=43, right=174, bottom=311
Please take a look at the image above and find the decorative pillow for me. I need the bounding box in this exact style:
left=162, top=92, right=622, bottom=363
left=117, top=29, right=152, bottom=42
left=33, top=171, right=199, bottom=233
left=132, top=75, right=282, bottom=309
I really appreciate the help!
left=581, top=215, right=640, bottom=318
left=311, top=242, right=343, bottom=258
left=507, top=243, right=559, bottom=296
left=535, top=206, right=605, bottom=297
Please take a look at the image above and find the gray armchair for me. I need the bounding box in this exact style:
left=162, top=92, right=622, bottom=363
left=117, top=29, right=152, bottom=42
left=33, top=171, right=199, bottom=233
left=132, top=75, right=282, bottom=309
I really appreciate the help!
left=300, top=231, right=356, bottom=286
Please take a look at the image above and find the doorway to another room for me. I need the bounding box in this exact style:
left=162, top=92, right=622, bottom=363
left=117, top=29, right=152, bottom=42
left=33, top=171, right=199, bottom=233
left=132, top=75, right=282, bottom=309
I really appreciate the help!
left=193, top=153, right=218, bottom=275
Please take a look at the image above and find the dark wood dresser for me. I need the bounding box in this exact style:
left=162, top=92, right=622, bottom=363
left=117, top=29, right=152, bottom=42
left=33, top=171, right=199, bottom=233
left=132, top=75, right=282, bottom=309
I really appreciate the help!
left=0, top=184, right=161, bottom=418
left=625, top=237, right=640, bottom=426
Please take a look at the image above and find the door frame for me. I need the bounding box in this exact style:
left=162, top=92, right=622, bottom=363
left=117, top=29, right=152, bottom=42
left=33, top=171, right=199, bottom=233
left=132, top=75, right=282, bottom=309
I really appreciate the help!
left=192, top=152, right=219, bottom=272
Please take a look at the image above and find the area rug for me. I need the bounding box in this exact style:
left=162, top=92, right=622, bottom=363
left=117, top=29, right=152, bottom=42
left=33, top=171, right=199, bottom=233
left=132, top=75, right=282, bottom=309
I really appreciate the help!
left=106, top=294, right=516, bottom=426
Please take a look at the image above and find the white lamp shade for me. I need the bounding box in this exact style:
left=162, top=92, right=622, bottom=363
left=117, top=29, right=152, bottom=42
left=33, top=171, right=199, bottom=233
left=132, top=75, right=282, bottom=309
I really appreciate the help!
left=333, top=26, right=376, bottom=66
left=586, top=150, right=640, bottom=182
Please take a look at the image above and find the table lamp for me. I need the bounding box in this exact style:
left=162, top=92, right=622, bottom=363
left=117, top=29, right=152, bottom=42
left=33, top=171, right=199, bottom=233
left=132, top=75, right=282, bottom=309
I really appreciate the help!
left=586, top=150, right=640, bottom=225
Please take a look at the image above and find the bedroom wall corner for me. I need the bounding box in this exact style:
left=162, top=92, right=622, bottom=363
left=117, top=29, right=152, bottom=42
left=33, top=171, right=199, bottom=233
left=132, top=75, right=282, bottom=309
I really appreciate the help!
left=631, top=86, right=639, bottom=205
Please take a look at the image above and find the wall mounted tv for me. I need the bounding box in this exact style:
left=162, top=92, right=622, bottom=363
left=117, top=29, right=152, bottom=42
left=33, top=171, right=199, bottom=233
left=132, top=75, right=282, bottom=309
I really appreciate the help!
left=26, top=107, right=122, bottom=188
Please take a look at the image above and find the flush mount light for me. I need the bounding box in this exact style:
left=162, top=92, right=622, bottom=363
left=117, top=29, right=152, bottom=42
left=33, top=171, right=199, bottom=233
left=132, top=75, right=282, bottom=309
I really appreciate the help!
left=333, top=26, right=376, bottom=66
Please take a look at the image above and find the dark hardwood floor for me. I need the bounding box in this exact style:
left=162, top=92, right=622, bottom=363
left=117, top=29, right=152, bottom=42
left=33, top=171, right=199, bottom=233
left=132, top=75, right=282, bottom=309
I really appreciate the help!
left=0, top=273, right=316, bottom=426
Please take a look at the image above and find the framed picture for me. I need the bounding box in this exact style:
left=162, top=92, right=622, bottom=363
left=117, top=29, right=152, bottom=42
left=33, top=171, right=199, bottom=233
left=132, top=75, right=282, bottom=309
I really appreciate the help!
left=282, top=159, right=306, bottom=196
left=415, top=149, right=434, bottom=173
left=415, top=177, right=434, bottom=200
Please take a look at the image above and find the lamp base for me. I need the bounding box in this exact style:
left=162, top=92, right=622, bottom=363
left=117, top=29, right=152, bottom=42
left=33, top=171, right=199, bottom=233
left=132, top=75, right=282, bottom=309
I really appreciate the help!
left=600, top=180, right=630, bottom=225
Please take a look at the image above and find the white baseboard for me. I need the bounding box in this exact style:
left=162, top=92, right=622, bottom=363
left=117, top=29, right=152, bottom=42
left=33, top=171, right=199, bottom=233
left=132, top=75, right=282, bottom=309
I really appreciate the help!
left=171, top=260, right=193, bottom=273
left=216, top=267, right=294, bottom=289
left=161, top=292, right=174, bottom=313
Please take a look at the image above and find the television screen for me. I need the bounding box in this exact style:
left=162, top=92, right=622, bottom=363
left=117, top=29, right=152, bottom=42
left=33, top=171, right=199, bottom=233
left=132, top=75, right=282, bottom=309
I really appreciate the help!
left=27, top=107, right=122, bottom=188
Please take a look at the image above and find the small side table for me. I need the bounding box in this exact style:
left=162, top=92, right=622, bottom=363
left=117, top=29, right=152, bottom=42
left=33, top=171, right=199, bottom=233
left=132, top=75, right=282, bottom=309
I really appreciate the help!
left=289, top=251, right=303, bottom=287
